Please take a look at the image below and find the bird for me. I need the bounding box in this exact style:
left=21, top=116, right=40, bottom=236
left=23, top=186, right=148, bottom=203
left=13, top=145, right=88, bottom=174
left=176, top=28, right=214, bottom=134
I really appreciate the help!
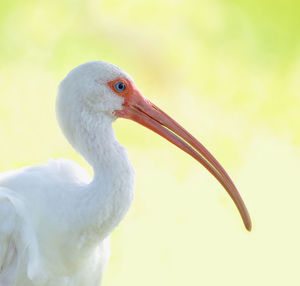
left=0, top=61, right=251, bottom=286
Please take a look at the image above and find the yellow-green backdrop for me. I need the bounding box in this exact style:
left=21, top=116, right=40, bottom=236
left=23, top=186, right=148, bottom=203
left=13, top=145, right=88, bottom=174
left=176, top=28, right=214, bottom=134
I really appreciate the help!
left=0, top=0, right=299, bottom=285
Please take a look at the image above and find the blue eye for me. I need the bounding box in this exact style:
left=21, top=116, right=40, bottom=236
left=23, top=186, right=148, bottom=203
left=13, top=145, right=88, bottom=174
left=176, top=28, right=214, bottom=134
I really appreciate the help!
left=114, top=81, right=126, bottom=92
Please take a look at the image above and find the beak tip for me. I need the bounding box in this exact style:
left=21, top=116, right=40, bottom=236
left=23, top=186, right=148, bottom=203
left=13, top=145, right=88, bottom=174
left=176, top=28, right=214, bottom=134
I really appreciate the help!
left=245, top=220, right=252, bottom=232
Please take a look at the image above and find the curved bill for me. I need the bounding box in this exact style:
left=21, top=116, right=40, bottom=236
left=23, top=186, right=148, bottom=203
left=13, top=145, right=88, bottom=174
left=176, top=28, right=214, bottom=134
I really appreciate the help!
left=115, top=88, right=252, bottom=231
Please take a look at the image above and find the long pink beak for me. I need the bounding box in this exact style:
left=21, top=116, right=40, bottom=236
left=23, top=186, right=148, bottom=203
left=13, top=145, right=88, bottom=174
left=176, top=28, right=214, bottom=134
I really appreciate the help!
left=115, top=87, right=252, bottom=231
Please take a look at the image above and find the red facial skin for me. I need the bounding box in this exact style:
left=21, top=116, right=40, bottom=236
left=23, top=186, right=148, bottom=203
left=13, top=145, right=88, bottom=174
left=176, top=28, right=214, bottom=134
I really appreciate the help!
left=108, top=78, right=252, bottom=231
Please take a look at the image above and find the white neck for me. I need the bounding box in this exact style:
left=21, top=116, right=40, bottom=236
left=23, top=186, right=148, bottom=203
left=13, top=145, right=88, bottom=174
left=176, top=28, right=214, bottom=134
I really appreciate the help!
left=68, top=111, right=135, bottom=242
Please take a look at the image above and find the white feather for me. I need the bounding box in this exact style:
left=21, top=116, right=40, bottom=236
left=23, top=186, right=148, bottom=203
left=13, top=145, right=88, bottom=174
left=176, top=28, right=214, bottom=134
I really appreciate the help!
left=0, top=61, right=135, bottom=285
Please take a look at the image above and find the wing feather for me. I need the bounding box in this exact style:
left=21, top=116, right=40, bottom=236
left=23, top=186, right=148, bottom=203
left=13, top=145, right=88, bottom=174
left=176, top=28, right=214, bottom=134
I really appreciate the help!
left=0, top=188, right=48, bottom=285
left=0, top=194, right=18, bottom=285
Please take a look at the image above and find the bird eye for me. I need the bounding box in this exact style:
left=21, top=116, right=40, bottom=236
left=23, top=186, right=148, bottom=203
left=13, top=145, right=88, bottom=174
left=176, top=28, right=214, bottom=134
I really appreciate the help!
left=114, top=81, right=126, bottom=92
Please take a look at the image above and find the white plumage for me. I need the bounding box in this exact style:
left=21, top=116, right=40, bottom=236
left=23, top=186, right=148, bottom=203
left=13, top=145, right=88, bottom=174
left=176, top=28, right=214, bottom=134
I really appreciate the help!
left=0, top=62, right=135, bottom=285
left=0, top=61, right=251, bottom=286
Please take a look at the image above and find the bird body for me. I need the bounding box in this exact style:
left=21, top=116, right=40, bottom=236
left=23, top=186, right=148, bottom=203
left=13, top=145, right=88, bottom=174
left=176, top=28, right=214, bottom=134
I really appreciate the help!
left=0, top=125, right=134, bottom=285
left=0, top=61, right=251, bottom=285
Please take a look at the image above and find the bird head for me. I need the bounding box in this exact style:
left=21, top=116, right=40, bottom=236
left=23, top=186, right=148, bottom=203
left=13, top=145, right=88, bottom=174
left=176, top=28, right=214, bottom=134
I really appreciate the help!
left=57, top=61, right=132, bottom=117
left=57, top=61, right=251, bottom=231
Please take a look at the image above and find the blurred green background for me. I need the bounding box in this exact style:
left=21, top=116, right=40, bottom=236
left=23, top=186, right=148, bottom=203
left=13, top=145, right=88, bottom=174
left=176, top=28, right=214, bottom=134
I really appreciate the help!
left=0, top=0, right=300, bottom=285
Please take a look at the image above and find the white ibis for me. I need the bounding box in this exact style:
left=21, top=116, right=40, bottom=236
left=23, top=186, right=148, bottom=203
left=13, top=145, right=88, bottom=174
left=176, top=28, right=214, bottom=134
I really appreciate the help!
left=0, top=61, right=251, bottom=286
